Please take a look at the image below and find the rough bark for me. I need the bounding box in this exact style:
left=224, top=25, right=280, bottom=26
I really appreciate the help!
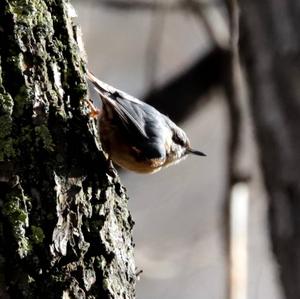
left=0, top=1, right=136, bottom=298
left=240, top=1, right=300, bottom=298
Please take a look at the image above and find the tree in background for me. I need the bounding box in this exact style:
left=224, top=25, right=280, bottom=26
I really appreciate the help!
left=0, top=1, right=135, bottom=298
left=240, top=1, right=300, bottom=298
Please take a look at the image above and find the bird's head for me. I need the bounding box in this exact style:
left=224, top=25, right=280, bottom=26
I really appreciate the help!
left=165, top=125, right=206, bottom=167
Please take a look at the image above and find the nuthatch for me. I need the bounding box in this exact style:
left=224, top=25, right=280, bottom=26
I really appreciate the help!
left=86, top=71, right=206, bottom=173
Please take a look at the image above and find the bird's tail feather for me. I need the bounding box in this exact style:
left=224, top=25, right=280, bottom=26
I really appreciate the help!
left=86, top=70, right=143, bottom=105
left=86, top=70, right=113, bottom=94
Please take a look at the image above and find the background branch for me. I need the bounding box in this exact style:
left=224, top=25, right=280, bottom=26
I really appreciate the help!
left=144, top=0, right=167, bottom=89
left=144, top=47, right=229, bottom=123
left=93, top=0, right=215, bottom=12
left=222, top=0, right=250, bottom=298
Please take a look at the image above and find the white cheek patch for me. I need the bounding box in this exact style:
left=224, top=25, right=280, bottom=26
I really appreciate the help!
left=164, top=147, right=188, bottom=168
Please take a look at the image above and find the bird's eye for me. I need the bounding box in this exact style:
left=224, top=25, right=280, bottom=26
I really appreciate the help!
left=172, top=133, right=186, bottom=146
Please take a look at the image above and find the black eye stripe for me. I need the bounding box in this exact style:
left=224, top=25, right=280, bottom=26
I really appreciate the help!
left=172, top=134, right=185, bottom=146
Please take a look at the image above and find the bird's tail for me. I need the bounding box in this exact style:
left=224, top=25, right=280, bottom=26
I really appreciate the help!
left=86, top=70, right=143, bottom=105
left=86, top=70, right=117, bottom=95
left=86, top=70, right=118, bottom=110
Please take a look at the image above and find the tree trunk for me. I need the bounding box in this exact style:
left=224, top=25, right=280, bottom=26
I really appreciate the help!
left=0, top=1, right=136, bottom=298
left=240, top=1, right=300, bottom=298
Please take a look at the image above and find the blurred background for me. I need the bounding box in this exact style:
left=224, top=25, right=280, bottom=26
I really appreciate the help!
left=73, top=0, right=300, bottom=298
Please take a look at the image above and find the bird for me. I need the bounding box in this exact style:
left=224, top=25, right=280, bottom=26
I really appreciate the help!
left=86, top=70, right=206, bottom=173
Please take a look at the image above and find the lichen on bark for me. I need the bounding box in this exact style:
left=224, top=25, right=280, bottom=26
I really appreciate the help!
left=0, top=1, right=136, bottom=298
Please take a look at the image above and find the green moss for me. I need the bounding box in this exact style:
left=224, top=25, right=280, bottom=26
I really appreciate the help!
left=18, top=237, right=32, bottom=258
left=3, top=199, right=28, bottom=226
left=51, top=40, right=68, bottom=61
left=0, top=58, right=15, bottom=160
left=3, top=195, right=32, bottom=258
left=0, top=114, right=15, bottom=160
left=73, top=82, right=86, bottom=98
left=0, top=139, right=15, bottom=161
left=9, top=0, right=53, bottom=29
left=35, top=124, right=54, bottom=152
left=0, top=115, right=12, bottom=138
left=30, top=225, right=45, bottom=244
left=0, top=93, right=13, bottom=115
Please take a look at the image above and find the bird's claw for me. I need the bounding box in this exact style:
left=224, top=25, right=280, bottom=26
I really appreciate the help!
left=86, top=99, right=101, bottom=119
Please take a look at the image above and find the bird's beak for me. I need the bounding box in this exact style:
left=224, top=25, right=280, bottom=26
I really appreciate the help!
left=187, top=148, right=206, bottom=156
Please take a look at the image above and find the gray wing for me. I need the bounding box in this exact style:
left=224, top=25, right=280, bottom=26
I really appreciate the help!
left=87, top=70, right=167, bottom=159
left=112, top=93, right=167, bottom=159
left=87, top=70, right=148, bottom=138
left=109, top=91, right=149, bottom=139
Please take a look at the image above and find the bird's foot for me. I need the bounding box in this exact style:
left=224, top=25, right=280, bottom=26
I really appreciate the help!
left=86, top=99, right=102, bottom=119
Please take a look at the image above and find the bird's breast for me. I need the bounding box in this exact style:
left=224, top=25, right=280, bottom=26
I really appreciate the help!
left=99, top=120, right=165, bottom=173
